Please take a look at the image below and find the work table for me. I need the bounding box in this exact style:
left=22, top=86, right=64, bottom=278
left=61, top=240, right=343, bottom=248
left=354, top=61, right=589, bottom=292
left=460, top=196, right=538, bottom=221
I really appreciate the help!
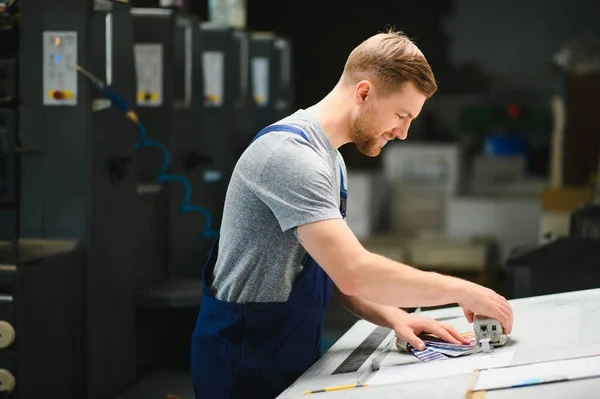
left=278, top=288, right=600, bottom=398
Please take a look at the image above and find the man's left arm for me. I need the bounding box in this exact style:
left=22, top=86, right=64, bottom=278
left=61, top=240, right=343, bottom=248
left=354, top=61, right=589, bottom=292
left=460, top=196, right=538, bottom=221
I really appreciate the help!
left=334, top=286, right=470, bottom=350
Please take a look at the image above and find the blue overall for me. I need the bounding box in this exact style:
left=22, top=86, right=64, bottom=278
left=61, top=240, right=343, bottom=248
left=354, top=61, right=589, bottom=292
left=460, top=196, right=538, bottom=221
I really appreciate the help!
left=191, top=124, right=347, bottom=398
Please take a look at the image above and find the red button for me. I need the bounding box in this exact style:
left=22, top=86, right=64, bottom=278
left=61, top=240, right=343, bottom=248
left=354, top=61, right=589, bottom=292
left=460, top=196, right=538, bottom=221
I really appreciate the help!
left=53, top=91, right=65, bottom=100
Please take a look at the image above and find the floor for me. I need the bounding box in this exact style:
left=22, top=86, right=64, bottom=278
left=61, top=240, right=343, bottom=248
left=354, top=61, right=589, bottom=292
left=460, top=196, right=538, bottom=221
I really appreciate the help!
left=114, top=370, right=195, bottom=399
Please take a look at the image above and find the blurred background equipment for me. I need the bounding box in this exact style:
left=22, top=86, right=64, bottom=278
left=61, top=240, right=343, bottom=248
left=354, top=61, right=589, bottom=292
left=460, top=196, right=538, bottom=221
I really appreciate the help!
left=0, top=0, right=293, bottom=397
left=503, top=39, right=600, bottom=300
left=0, top=0, right=599, bottom=397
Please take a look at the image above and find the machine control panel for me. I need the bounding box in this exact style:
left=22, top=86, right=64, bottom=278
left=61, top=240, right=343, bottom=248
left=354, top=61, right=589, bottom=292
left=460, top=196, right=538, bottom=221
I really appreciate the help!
left=43, top=31, right=78, bottom=106
left=251, top=57, right=269, bottom=107
left=202, top=51, right=224, bottom=107
left=134, top=43, right=163, bottom=107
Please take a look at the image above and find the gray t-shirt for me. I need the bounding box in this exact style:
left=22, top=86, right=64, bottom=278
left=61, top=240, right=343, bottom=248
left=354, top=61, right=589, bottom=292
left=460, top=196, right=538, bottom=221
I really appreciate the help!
left=211, top=109, right=347, bottom=303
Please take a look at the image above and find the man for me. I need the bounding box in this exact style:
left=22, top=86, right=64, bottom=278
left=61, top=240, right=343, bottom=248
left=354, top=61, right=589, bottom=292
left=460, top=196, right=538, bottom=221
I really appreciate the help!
left=191, top=29, right=513, bottom=399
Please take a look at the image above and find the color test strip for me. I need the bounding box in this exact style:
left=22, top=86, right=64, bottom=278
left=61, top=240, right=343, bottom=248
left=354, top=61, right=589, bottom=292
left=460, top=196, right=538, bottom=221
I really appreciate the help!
left=410, top=346, right=448, bottom=362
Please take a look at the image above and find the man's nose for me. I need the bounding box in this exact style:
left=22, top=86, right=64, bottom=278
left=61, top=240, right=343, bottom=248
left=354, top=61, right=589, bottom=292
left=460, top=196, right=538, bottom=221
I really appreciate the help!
left=396, top=129, right=408, bottom=140
left=394, top=122, right=410, bottom=140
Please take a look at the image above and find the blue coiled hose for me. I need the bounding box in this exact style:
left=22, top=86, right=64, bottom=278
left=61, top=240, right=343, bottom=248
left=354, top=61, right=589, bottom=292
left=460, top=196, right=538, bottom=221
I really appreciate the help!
left=77, top=65, right=219, bottom=239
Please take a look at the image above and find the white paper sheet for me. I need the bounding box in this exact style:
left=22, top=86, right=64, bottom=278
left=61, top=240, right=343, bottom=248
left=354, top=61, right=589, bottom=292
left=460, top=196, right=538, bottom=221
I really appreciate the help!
left=367, top=350, right=514, bottom=387
left=512, top=303, right=581, bottom=346
left=580, top=299, right=600, bottom=344
left=472, top=354, right=600, bottom=391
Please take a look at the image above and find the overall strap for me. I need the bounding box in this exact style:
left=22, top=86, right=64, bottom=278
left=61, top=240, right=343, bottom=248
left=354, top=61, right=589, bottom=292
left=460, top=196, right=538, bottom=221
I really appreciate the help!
left=339, top=163, right=347, bottom=219
left=251, top=124, right=309, bottom=144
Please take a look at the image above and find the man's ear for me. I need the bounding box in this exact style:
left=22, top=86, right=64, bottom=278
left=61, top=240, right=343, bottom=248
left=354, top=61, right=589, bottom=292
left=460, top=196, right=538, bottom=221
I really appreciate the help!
left=354, top=80, right=372, bottom=105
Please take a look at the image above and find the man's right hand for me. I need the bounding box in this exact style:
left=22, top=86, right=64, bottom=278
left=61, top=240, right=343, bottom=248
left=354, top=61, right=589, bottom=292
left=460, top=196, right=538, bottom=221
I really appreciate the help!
left=457, top=282, right=513, bottom=334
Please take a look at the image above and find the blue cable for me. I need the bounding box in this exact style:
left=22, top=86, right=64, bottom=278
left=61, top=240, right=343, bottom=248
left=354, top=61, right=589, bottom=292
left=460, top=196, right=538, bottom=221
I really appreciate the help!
left=77, top=65, right=219, bottom=239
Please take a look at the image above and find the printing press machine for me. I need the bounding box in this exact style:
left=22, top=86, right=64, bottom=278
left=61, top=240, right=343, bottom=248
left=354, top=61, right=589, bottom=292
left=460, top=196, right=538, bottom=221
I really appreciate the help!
left=278, top=288, right=600, bottom=398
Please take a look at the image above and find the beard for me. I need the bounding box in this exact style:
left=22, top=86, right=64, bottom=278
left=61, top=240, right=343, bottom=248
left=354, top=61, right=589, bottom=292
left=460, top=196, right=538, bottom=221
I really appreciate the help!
left=350, top=109, right=382, bottom=157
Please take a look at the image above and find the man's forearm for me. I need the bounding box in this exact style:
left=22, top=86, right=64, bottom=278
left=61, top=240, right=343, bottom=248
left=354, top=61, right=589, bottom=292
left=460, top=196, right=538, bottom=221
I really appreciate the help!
left=350, top=252, right=468, bottom=308
left=334, top=285, right=406, bottom=329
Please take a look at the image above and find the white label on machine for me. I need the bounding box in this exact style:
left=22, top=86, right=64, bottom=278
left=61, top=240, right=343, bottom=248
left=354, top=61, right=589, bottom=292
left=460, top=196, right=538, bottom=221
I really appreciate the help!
left=251, top=57, right=269, bottom=107
left=43, top=31, right=78, bottom=106
left=134, top=43, right=163, bottom=107
left=202, top=51, right=224, bottom=107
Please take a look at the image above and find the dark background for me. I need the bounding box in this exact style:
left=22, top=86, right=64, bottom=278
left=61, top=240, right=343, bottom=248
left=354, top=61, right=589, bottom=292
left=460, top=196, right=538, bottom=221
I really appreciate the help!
left=130, top=0, right=600, bottom=174
left=269, top=0, right=600, bottom=177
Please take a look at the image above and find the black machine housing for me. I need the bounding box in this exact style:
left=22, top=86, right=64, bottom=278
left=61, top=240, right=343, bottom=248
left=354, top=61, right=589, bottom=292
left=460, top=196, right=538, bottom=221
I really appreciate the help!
left=505, top=203, right=600, bottom=299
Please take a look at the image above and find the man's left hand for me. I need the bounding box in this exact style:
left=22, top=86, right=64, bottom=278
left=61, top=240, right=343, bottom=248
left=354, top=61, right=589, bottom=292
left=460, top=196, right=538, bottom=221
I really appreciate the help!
left=393, top=313, right=471, bottom=351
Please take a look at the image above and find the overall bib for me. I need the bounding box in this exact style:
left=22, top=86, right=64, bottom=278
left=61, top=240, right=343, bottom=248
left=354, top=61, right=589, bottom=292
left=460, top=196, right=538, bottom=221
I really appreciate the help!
left=191, top=124, right=347, bottom=398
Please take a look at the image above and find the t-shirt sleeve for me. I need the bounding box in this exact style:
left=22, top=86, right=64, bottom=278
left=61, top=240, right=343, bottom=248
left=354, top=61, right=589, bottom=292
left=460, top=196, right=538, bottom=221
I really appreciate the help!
left=252, top=138, right=342, bottom=232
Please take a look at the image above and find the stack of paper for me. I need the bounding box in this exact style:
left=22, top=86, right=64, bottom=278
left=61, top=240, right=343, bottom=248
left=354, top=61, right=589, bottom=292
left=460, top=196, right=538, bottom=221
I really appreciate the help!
left=421, top=339, right=481, bottom=357
left=410, top=346, right=449, bottom=362
left=398, top=333, right=481, bottom=362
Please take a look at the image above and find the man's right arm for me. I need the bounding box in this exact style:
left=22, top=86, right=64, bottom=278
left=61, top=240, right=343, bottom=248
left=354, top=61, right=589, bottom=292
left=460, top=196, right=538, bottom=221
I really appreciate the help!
left=297, top=218, right=513, bottom=334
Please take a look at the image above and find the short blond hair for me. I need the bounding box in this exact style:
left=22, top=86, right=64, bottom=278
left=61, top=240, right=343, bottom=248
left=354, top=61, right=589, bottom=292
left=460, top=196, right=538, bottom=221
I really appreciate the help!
left=342, top=29, right=437, bottom=98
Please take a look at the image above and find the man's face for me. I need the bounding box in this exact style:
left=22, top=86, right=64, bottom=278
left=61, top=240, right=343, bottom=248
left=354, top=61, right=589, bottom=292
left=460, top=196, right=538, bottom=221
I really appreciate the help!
left=350, top=81, right=427, bottom=157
